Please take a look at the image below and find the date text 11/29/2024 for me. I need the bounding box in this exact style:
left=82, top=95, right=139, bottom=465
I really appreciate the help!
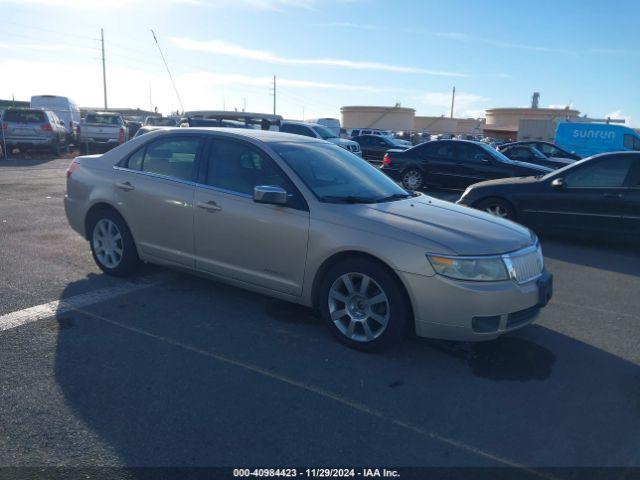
left=233, top=468, right=400, bottom=478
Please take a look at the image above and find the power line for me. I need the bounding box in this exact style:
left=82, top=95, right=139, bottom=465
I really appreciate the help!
left=150, top=29, right=184, bottom=113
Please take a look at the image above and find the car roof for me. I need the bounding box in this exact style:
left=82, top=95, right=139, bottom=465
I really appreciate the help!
left=150, top=127, right=323, bottom=144
left=282, top=120, right=323, bottom=128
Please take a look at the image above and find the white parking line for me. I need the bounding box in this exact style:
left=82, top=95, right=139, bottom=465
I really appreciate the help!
left=0, top=276, right=167, bottom=332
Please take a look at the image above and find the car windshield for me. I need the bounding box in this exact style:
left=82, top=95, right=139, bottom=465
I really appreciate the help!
left=272, top=142, right=411, bottom=203
left=312, top=125, right=338, bottom=139
left=86, top=114, right=120, bottom=125
left=148, top=117, right=177, bottom=126
left=3, top=109, right=46, bottom=123
left=529, top=147, right=548, bottom=159
left=480, top=143, right=513, bottom=163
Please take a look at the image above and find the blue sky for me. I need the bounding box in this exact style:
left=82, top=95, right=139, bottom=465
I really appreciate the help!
left=1, top=0, right=638, bottom=125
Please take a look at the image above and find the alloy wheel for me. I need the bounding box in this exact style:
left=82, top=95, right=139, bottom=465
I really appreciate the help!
left=92, top=219, right=123, bottom=269
left=484, top=204, right=509, bottom=218
left=402, top=170, right=422, bottom=190
left=328, top=272, right=390, bottom=342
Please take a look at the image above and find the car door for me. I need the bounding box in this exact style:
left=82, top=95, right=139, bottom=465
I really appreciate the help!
left=193, top=136, right=310, bottom=296
left=414, top=141, right=459, bottom=187
left=454, top=143, right=511, bottom=187
left=620, top=156, right=640, bottom=236
left=369, top=136, right=391, bottom=163
left=112, top=134, right=203, bottom=268
left=357, top=136, right=374, bottom=161
left=521, top=154, right=635, bottom=235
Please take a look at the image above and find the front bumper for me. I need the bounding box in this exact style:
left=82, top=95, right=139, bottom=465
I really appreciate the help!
left=399, top=269, right=552, bottom=341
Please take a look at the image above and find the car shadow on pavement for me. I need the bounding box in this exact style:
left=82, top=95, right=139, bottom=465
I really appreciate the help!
left=51, top=272, right=640, bottom=469
left=540, top=236, right=640, bottom=277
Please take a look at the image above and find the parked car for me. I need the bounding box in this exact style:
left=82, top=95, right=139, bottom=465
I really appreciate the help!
left=500, top=141, right=581, bottom=161
left=380, top=140, right=552, bottom=190
left=78, top=112, right=128, bottom=153
left=1, top=108, right=68, bottom=155
left=30, top=95, right=81, bottom=144
left=498, top=144, right=573, bottom=169
left=280, top=121, right=361, bottom=156
left=457, top=152, right=640, bottom=241
left=144, top=116, right=182, bottom=127
left=349, top=128, right=393, bottom=138
left=352, top=134, right=410, bottom=164
left=124, top=118, right=143, bottom=138
left=555, top=122, right=640, bottom=157
left=133, top=126, right=172, bottom=138
left=65, top=128, right=552, bottom=350
left=306, top=118, right=341, bottom=137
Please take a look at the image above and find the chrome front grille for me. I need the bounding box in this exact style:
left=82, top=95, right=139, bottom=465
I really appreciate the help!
left=503, top=245, right=544, bottom=284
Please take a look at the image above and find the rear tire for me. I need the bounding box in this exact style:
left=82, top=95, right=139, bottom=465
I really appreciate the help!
left=401, top=168, right=424, bottom=190
left=88, top=209, right=139, bottom=276
left=318, top=258, right=410, bottom=351
left=475, top=198, right=516, bottom=221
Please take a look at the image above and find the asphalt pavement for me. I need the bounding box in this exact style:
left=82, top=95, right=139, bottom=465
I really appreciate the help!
left=1, top=155, right=639, bottom=475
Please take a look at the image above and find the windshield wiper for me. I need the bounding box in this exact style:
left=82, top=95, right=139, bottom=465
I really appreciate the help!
left=374, top=192, right=415, bottom=203
left=319, top=195, right=378, bottom=204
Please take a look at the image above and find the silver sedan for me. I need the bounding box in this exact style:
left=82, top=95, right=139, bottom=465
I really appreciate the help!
left=64, top=128, right=553, bottom=350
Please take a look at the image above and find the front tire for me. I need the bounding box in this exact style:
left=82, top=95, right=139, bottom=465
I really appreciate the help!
left=318, top=258, right=410, bottom=351
left=401, top=168, right=424, bottom=190
left=475, top=198, right=516, bottom=221
left=88, top=210, right=139, bottom=276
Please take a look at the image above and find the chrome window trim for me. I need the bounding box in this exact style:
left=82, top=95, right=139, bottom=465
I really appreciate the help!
left=112, top=165, right=197, bottom=187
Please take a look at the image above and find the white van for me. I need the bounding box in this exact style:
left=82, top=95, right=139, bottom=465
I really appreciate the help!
left=30, top=95, right=81, bottom=143
left=306, top=118, right=341, bottom=137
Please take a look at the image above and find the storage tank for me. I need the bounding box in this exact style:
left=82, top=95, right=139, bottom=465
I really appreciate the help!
left=341, top=106, right=415, bottom=131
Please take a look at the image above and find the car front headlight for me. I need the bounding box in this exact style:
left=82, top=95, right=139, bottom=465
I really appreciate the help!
left=426, top=254, right=509, bottom=281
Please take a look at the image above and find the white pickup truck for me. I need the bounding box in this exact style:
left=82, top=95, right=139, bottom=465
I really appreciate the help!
left=78, top=112, right=129, bottom=153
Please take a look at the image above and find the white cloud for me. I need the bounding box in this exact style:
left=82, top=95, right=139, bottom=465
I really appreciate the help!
left=434, top=32, right=576, bottom=55
left=416, top=91, right=489, bottom=118
left=0, top=43, right=97, bottom=55
left=178, top=72, right=381, bottom=92
left=170, top=37, right=468, bottom=76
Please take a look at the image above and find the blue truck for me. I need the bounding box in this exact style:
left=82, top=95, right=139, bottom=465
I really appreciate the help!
left=555, top=122, right=640, bottom=157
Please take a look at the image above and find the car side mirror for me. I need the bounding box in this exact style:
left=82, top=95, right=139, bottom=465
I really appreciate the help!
left=551, top=178, right=565, bottom=189
left=254, top=185, right=288, bottom=205
left=59, top=120, right=65, bottom=125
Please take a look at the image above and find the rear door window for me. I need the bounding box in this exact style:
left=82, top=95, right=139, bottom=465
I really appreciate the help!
left=564, top=156, right=634, bottom=188
left=124, top=136, right=201, bottom=181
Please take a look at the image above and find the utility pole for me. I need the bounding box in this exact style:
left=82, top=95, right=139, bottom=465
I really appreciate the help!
left=450, top=86, right=455, bottom=118
left=149, top=84, right=152, bottom=112
left=302, top=106, right=305, bottom=121
left=273, top=75, right=277, bottom=115
left=243, top=97, right=246, bottom=112
left=101, top=28, right=108, bottom=110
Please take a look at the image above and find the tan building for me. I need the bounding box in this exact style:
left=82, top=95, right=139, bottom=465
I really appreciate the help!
left=484, top=107, right=580, bottom=140
left=414, top=116, right=485, bottom=136
left=341, top=105, right=485, bottom=136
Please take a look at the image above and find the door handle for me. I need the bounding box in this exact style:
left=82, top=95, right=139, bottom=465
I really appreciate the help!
left=115, top=181, right=135, bottom=191
left=197, top=200, right=222, bottom=212
left=603, top=193, right=623, bottom=199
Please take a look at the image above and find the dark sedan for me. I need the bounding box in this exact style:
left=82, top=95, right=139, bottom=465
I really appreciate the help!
left=457, top=152, right=640, bottom=240
left=499, top=141, right=582, bottom=161
left=380, top=140, right=551, bottom=190
left=499, top=144, right=574, bottom=169
left=352, top=134, right=410, bottom=164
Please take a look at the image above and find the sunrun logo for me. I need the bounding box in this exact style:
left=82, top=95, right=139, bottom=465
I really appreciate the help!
left=573, top=129, right=616, bottom=140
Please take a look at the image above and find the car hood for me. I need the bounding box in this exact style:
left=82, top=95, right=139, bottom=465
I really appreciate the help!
left=509, top=159, right=553, bottom=172
left=353, top=195, right=535, bottom=255
left=548, top=156, right=574, bottom=164
left=327, top=138, right=358, bottom=147
left=466, top=175, right=541, bottom=189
